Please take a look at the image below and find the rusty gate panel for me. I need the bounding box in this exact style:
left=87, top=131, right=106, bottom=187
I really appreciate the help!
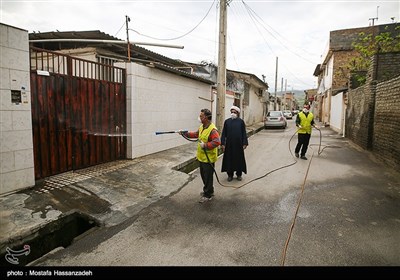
left=30, top=47, right=126, bottom=180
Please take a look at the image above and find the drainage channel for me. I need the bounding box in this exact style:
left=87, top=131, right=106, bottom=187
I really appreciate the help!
left=0, top=211, right=98, bottom=266
left=174, top=158, right=199, bottom=174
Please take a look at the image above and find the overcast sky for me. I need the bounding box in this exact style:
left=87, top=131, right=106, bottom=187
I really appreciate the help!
left=2, top=0, right=399, bottom=91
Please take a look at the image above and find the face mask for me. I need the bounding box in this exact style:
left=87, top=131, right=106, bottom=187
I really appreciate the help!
left=198, top=116, right=203, bottom=123
left=231, top=113, right=238, bottom=119
left=303, top=109, right=309, bottom=113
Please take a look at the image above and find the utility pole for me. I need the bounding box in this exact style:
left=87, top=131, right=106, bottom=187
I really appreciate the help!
left=274, top=57, right=278, bottom=110
left=126, top=15, right=131, bottom=62
left=216, top=0, right=228, bottom=131
left=281, top=77, right=284, bottom=110
left=285, top=79, right=288, bottom=110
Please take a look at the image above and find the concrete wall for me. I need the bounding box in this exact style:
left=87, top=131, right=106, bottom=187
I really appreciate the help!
left=0, top=24, right=35, bottom=194
left=244, top=88, right=264, bottom=126
left=224, top=94, right=236, bottom=123
left=317, top=56, right=334, bottom=125
left=120, top=62, right=213, bottom=159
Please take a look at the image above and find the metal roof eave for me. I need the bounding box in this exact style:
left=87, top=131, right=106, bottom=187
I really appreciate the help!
left=148, top=62, right=215, bottom=85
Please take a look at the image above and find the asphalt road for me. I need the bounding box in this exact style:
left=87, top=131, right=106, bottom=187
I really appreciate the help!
left=33, top=119, right=400, bottom=267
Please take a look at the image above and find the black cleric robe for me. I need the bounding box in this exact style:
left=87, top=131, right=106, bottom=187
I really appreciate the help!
left=221, top=117, right=248, bottom=174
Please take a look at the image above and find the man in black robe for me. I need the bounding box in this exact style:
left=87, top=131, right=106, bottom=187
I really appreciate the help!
left=221, top=106, right=248, bottom=181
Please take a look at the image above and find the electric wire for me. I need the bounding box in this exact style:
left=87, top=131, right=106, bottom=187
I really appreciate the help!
left=241, top=0, right=318, bottom=64
left=114, top=21, right=126, bottom=37
left=129, top=0, right=216, bottom=41
left=239, top=0, right=317, bottom=89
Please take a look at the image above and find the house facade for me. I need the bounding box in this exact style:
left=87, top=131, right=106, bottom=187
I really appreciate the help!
left=0, top=26, right=270, bottom=194
left=183, top=62, right=269, bottom=126
left=226, top=70, right=269, bottom=126
left=314, top=22, right=400, bottom=135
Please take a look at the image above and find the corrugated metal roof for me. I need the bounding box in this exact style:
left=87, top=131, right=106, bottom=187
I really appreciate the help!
left=149, top=62, right=214, bottom=85
left=29, top=30, right=214, bottom=84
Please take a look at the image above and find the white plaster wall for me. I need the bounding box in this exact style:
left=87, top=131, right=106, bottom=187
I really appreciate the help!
left=224, top=94, right=236, bottom=123
left=117, top=62, right=213, bottom=159
left=244, top=89, right=264, bottom=126
left=330, top=92, right=344, bottom=134
left=0, top=24, right=35, bottom=194
left=324, top=56, right=334, bottom=91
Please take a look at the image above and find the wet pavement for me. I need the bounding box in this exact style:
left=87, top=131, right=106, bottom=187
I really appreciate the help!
left=0, top=123, right=264, bottom=265
left=1, top=121, right=400, bottom=267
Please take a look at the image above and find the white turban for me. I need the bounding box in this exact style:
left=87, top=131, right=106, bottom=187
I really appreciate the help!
left=230, top=105, right=241, bottom=114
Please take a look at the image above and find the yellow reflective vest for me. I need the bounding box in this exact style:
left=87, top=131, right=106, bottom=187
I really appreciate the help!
left=197, top=123, right=218, bottom=163
left=297, top=112, right=314, bottom=134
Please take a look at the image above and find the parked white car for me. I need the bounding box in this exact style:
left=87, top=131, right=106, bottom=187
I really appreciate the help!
left=264, top=111, right=287, bottom=129
left=282, top=110, right=293, bottom=119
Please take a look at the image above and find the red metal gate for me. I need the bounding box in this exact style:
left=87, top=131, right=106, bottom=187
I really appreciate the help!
left=30, top=47, right=126, bottom=180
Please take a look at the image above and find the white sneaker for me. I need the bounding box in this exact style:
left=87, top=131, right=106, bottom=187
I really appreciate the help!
left=200, top=192, right=214, bottom=197
left=199, top=196, right=212, bottom=203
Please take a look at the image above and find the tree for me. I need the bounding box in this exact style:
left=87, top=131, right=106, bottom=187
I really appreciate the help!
left=349, top=25, right=400, bottom=86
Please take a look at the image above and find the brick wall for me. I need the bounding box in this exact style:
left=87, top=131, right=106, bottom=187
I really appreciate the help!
left=376, top=52, right=400, bottom=81
left=346, top=52, right=400, bottom=169
left=333, top=50, right=360, bottom=90
left=330, top=26, right=377, bottom=51
left=373, top=76, right=400, bottom=168
left=346, top=85, right=371, bottom=149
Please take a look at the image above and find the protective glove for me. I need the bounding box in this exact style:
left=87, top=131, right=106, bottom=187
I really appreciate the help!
left=200, top=142, right=206, bottom=149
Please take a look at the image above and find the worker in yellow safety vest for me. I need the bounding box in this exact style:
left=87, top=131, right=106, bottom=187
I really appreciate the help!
left=295, top=104, right=319, bottom=160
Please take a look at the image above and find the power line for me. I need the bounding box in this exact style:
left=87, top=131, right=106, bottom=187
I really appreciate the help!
left=239, top=0, right=315, bottom=88
left=241, top=0, right=317, bottom=65
left=129, top=0, right=217, bottom=41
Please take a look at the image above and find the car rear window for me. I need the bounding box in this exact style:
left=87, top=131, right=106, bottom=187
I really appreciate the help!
left=268, top=111, right=282, bottom=117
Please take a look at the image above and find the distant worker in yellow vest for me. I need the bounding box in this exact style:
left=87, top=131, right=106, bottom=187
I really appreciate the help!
left=180, top=109, right=221, bottom=203
left=295, top=104, right=319, bottom=160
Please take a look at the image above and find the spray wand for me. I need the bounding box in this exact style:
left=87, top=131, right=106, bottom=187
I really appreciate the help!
left=155, top=130, right=199, bottom=142
left=155, top=130, right=187, bottom=135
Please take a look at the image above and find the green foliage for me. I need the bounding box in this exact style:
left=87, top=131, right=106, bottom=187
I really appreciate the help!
left=349, top=25, right=400, bottom=86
